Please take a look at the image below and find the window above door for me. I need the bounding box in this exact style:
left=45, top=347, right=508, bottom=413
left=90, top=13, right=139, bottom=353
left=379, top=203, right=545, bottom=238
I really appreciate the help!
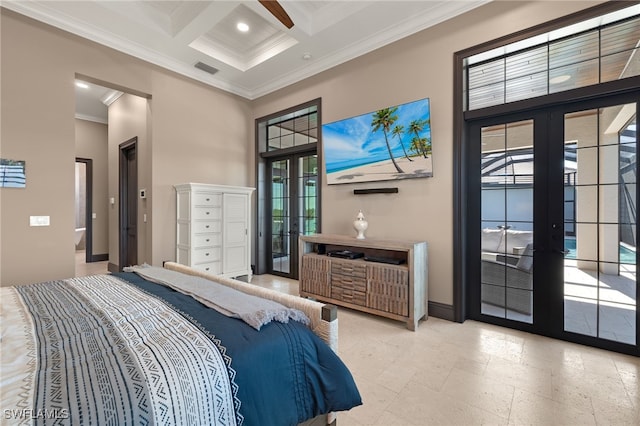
left=463, top=4, right=640, bottom=111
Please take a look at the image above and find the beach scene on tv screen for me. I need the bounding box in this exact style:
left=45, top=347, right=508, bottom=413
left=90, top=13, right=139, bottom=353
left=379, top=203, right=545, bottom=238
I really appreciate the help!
left=323, top=97, right=433, bottom=185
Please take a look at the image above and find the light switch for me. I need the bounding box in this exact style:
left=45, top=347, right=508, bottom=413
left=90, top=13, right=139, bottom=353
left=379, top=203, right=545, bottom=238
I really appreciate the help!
left=30, top=216, right=50, bottom=226
left=92, top=213, right=97, bottom=219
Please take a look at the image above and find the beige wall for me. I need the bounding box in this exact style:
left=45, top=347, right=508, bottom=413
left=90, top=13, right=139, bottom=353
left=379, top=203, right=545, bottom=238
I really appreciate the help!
left=74, top=119, right=108, bottom=256
left=0, top=1, right=604, bottom=297
left=148, top=73, right=253, bottom=266
left=108, top=93, right=150, bottom=267
left=251, top=1, right=604, bottom=306
left=0, top=9, right=251, bottom=285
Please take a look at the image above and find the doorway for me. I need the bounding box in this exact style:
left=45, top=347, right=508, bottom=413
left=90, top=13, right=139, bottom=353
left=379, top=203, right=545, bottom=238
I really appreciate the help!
left=75, top=158, right=93, bottom=263
left=256, top=99, right=321, bottom=278
left=268, top=152, right=318, bottom=279
left=119, top=137, right=138, bottom=269
left=468, top=93, right=639, bottom=354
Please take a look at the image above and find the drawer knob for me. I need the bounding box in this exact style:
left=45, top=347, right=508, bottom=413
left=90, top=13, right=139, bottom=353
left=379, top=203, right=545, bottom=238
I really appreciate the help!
left=205, top=252, right=210, bottom=256
left=206, top=198, right=210, bottom=202
left=205, top=267, right=210, bottom=271
left=206, top=239, right=210, bottom=242
left=206, top=211, right=210, bottom=215
left=206, top=225, right=210, bottom=229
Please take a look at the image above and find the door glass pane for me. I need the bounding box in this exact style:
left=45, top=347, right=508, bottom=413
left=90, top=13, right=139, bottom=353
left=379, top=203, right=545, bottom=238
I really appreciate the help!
left=481, top=119, right=534, bottom=323
left=271, top=159, right=290, bottom=274
left=298, top=155, right=318, bottom=236
left=564, top=106, right=637, bottom=345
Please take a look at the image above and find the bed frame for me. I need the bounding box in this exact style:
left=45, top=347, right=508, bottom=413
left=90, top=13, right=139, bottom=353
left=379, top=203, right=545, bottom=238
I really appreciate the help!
left=163, top=262, right=339, bottom=425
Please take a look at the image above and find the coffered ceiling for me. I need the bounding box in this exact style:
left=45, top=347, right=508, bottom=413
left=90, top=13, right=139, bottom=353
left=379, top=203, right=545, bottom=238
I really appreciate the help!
left=3, top=0, right=490, bottom=100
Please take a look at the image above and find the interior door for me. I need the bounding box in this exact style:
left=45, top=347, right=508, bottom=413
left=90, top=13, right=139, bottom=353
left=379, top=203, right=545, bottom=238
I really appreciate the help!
left=119, top=138, right=137, bottom=269
left=470, top=96, right=639, bottom=354
left=268, top=152, right=318, bottom=279
left=75, top=158, right=93, bottom=263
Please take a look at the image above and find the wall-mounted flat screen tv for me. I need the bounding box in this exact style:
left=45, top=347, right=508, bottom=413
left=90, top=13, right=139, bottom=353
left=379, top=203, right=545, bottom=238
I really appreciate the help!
left=323, top=97, right=433, bottom=185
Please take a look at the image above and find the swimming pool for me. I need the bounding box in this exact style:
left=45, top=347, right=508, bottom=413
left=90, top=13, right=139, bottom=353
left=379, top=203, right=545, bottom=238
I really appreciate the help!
left=564, top=238, right=636, bottom=264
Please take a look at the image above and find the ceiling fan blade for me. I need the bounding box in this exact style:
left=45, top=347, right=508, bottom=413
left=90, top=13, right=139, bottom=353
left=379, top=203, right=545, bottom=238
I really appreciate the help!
left=258, top=0, right=294, bottom=29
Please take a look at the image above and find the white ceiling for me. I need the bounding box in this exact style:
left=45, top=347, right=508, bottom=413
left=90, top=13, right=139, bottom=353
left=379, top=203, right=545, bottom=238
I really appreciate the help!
left=4, top=0, right=490, bottom=103
left=74, top=81, right=123, bottom=123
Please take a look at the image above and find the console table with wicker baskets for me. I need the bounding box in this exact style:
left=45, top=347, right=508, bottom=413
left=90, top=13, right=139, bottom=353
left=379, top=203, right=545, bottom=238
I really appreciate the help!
left=299, top=234, right=428, bottom=330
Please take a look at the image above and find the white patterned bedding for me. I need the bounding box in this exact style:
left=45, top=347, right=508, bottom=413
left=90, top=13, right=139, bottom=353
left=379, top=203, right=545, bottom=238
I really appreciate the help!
left=1, top=275, right=239, bottom=425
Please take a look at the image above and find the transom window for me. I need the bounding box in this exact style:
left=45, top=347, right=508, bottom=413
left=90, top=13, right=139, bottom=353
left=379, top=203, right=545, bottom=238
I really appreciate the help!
left=464, top=4, right=640, bottom=111
left=261, top=105, right=318, bottom=152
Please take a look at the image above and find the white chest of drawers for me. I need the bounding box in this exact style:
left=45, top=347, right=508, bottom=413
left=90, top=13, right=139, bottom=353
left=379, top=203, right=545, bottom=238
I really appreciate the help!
left=175, top=183, right=255, bottom=280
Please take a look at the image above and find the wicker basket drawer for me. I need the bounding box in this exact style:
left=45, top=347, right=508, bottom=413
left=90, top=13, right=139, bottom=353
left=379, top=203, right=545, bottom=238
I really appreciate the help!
left=332, top=287, right=366, bottom=306
left=367, top=264, right=409, bottom=316
left=331, top=275, right=367, bottom=293
left=300, top=271, right=331, bottom=297
left=302, top=254, right=331, bottom=272
left=330, top=259, right=366, bottom=278
left=301, top=255, right=331, bottom=297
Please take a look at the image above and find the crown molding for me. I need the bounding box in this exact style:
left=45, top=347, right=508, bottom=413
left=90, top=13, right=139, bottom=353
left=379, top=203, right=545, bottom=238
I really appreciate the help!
left=2, top=1, right=252, bottom=99
left=75, top=113, right=107, bottom=125
left=251, top=0, right=490, bottom=99
left=100, top=90, right=124, bottom=107
left=3, top=0, right=490, bottom=101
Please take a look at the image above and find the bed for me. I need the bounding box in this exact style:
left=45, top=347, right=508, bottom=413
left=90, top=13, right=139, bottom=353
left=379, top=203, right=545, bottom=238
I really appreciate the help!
left=0, top=262, right=361, bottom=425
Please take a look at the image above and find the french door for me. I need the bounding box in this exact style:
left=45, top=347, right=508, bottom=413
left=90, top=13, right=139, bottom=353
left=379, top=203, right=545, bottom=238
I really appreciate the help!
left=268, top=152, right=318, bottom=279
left=469, top=93, right=639, bottom=355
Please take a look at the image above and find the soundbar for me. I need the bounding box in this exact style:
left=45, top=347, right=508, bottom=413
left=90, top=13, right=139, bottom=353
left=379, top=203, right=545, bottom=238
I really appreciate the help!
left=353, top=187, right=399, bottom=195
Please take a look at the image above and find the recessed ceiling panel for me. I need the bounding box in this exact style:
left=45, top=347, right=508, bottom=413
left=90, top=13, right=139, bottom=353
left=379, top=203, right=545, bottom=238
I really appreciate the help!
left=209, top=4, right=279, bottom=53
left=136, top=0, right=211, bottom=36
left=189, top=3, right=298, bottom=72
left=144, top=1, right=183, bottom=17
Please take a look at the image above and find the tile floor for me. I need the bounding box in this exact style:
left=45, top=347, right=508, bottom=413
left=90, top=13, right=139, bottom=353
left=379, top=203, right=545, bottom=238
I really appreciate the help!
left=76, top=263, right=639, bottom=425
left=481, top=260, right=637, bottom=345
left=251, top=274, right=640, bottom=426
left=74, top=251, right=108, bottom=277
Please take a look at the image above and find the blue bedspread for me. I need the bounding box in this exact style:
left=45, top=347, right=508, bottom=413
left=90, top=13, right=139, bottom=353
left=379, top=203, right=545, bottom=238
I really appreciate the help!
left=114, top=271, right=361, bottom=425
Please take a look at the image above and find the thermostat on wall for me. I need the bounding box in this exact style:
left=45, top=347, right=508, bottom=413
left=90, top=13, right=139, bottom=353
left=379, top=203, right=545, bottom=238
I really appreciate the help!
left=139, top=189, right=147, bottom=199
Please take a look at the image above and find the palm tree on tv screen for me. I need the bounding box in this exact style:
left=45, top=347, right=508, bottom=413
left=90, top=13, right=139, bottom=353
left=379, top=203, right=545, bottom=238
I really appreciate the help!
left=410, top=137, right=431, bottom=158
left=408, top=118, right=430, bottom=158
left=371, top=107, right=404, bottom=173
left=391, top=124, right=413, bottom=161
